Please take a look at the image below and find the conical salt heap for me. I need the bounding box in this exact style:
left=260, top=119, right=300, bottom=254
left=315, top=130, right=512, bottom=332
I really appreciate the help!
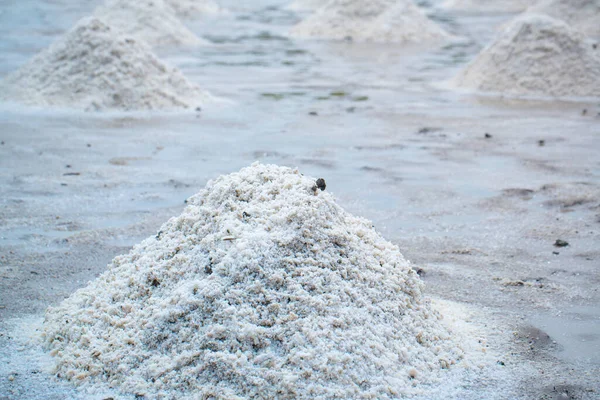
left=0, top=17, right=211, bottom=111
left=454, top=14, right=600, bottom=98
left=165, top=0, right=222, bottom=18
left=290, top=0, right=449, bottom=44
left=441, top=0, right=532, bottom=13
left=43, top=163, right=462, bottom=399
left=527, top=0, right=600, bottom=38
left=94, top=0, right=205, bottom=47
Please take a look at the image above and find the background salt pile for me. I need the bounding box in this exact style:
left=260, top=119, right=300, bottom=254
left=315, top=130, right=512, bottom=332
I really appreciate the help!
left=0, top=17, right=211, bottom=111
left=288, top=0, right=323, bottom=11
left=454, top=14, right=600, bottom=98
left=43, top=163, right=463, bottom=399
left=527, top=0, right=600, bottom=38
left=290, top=0, right=449, bottom=43
left=441, top=0, right=532, bottom=12
left=94, top=0, right=205, bottom=47
left=165, top=0, right=222, bottom=18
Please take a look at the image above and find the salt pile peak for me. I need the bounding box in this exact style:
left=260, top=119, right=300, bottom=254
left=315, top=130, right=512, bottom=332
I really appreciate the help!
left=165, top=0, right=222, bottom=18
left=527, top=0, right=600, bottom=38
left=0, top=17, right=211, bottom=111
left=441, top=0, right=532, bottom=13
left=43, top=163, right=463, bottom=399
left=94, top=0, right=206, bottom=47
left=290, top=0, right=449, bottom=44
left=454, top=14, right=600, bottom=99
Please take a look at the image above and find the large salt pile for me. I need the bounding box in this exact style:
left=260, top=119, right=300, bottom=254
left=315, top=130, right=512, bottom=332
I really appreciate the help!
left=290, top=0, right=449, bottom=43
left=0, top=17, right=211, bottom=111
left=94, top=0, right=205, bottom=47
left=454, top=14, right=600, bottom=98
left=165, top=0, right=221, bottom=18
left=527, top=0, right=600, bottom=38
left=43, top=163, right=463, bottom=399
left=441, top=0, right=532, bottom=12
left=288, top=0, right=323, bottom=11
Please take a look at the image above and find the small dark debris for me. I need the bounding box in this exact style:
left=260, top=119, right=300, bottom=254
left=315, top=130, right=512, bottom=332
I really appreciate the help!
left=416, top=268, right=425, bottom=276
left=30, top=271, right=39, bottom=275
left=582, top=109, right=588, bottom=116
left=1, top=141, right=4, bottom=145
left=155, top=230, right=163, bottom=240
left=593, top=43, right=597, bottom=49
left=150, top=278, right=160, bottom=287
left=63, top=172, right=80, bottom=176
left=484, top=133, right=492, bottom=139
left=184, top=199, right=188, bottom=204
left=87, top=143, right=91, bottom=147
left=316, top=178, right=326, bottom=191
left=554, top=239, right=569, bottom=248
left=538, top=140, right=545, bottom=147
left=309, top=111, right=318, bottom=116
left=497, top=360, right=505, bottom=366
left=65, top=164, right=71, bottom=168
left=553, top=251, right=560, bottom=255
left=103, top=398, right=115, bottom=400
left=204, top=265, right=213, bottom=275
left=60, top=183, right=68, bottom=186
left=417, top=127, right=441, bottom=134
left=344, top=35, right=353, bottom=42
left=242, top=211, right=251, bottom=218
left=196, top=107, right=202, bottom=112
left=135, top=394, right=146, bottom=399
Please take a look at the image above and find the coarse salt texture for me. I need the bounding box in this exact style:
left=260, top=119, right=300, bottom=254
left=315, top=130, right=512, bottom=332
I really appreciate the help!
left=94, top=0, right=206, bottom=47
left=0, top=17, right=212, bottom=111
left=165, top=0, right=222, bottom=18
left=527, top=0, right=600, bottom=38
left=290, top=0, right=449, bottom=44
left=288, top=0, right=324, bottom=11
left=454, top=14, right=600, bottom=99
left=441, top=0, right=533, bottom=13
left=43, top=163, right=463, bottom=399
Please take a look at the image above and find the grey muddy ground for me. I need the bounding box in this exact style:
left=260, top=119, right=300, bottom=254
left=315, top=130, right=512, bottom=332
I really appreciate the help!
left=0, top=0, right=599, bottom=398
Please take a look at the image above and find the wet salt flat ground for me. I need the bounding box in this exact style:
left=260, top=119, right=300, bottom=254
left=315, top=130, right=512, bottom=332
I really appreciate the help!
left=1, top=0, right=600, bottom=398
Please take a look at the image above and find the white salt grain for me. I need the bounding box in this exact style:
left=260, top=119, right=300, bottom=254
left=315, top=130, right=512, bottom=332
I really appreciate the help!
left=527, top=0, right=600, bottom=38
left=0, top=17, right=212, bottom=111
left=290, top=0, right=449, bottom=44
left=43, top=163, right=462, bottom=399
left=454, top=14, right=600, bottom=99
left=94, top=0, right=206, bottom=47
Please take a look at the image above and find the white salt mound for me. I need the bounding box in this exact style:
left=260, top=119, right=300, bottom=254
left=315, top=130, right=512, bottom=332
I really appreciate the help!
left=165, top=0, right=221, bottom=18
left=441, top=0, right=532, bottom=12
left=0, top=17, right=211, bottom=111
left=527, top=0, right=600, bottom=38
left=43, top=163, right=463, bottom=399
left=454, top=14, right=600, bottom=98
left=94, top=0, right=205, bottom=47
left=290, top=0, right=449, bottom=43
left=288, top=0, right=323, bottom=11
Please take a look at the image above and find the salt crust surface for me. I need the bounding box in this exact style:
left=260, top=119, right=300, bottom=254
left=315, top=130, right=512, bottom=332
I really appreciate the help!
left=0, top=17, right=211, bottom=111
left=43, top=163, right=463, bottom=399
left=441, top=0, right=533, bottom=12
left=290, top=0, right=449, bottom=43
left=527, top=0, right=600, bottom=38
left=165, top=0, right=222, bottom=18
left=94, top=0, right=206, bottom=47
left=288, top=0, right=323, bottom=11
left=454, top=14, right=600, bottom=98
